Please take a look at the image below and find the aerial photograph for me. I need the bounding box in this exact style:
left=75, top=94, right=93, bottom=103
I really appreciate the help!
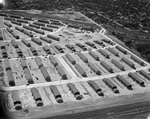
left=0, top=0, right=150, bottom=119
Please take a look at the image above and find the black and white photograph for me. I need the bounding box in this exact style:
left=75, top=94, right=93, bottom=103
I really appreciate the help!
left=0, top=0, right=150, bottom=119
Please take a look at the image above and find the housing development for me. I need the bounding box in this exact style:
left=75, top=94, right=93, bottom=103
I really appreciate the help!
left=0, top=10, right=150, bottom=119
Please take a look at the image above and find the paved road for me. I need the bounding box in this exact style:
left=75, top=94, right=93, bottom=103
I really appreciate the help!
left=1, top=26, right=150, bottom=92
left=1, top=64, right=149, bottom=92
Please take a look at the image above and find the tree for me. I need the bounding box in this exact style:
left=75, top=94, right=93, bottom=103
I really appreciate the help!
left=146, top=53, right=150, bottom=62
left=142, top=49, right=150, bottom=56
